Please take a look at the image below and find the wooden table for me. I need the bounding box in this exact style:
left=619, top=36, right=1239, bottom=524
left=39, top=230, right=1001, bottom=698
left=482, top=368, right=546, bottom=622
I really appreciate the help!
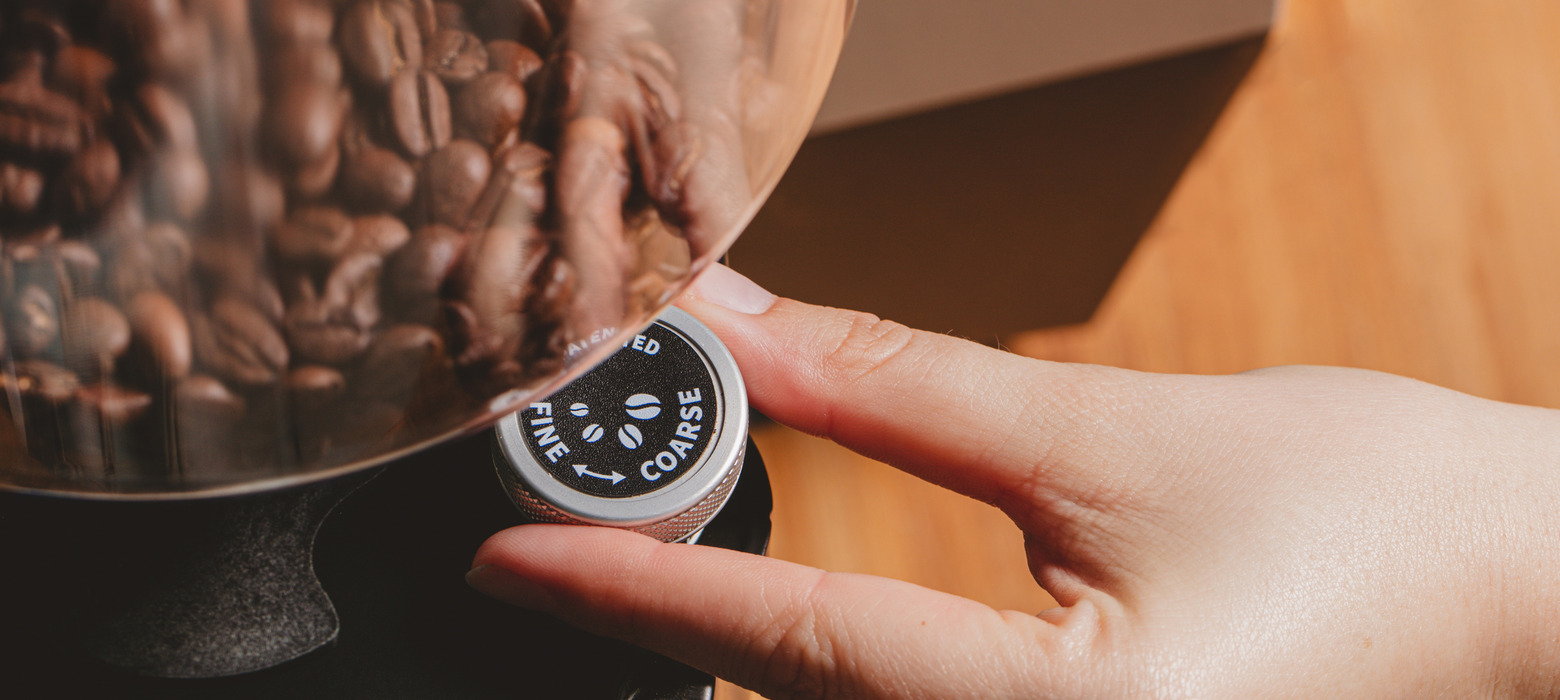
left=720, top=1, right=1560, bottom=697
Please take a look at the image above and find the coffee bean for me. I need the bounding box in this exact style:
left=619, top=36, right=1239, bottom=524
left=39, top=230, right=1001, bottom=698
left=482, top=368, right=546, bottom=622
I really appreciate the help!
left=422, top=139, right=490, bottom=227
left=134, top=83, right=199, bottom=154
left=73, top=382, right=153, bottom=425
left=265, top=83, right=347, bottom=168
left=425, top=28, right=488, bottom=85
left=0, top=69, right=87, bottom=156
left=433, top=2, right=469, bottom=31
left=341, top=142, right=417, bottom=213
left=55, top=240, right=103, bottom=292
left=284, top=253, right=381, bottom=364
left=287, top=365, right=347, bottom=410
left=126, top=290, right=192, bottom=380
left=260, top=0, right=336, bottom=46
left=148, top=148, right=210, bottom=221
left=384, top=223, right=464, bottom=323
left=105, top=0, right=198, bottom=79
left=354, top=323, right=443, bottom=401
left=617, top=423, right=643, bottom=450
left=213, top=163, right=285, bottom=235
left=173, top=374, right=246, bottom=471
left=7, top=284, right=58, bottom=358
left=56, top=139, right=121, bottom=218
left=349, top=214, right=411, bottom=257
left=195, top=297, right=290, bottom=386
left=470, top=0, right=552, bottom=50
left=289, top=141, right=342, bottom=198
left=0, top=162, right=45, bottom=217
left=268, top=43, right=344, bottom=91
left=47, top=46, right=116, bottom=120
left=339, top=0, right=423, bottom=88
left=486, top=40, right=544, bottom=85
left=174, top=374, right=245, bottom=419
left=273, top=206, right=355, bottom=264
left=388, top=69, right=451, bottom=158
left=455, top=71, right=525, bottom=148
left=468, top=141, right=550, bottom=230
left=624, top=393, right=662, bottom=420
left=12, top=360, right=80, bottom=404
left=455, top=224, right=547, bottom=358
left=581, top=423, right=603, bottom=442
left=60, top=297, right=132, bottom=377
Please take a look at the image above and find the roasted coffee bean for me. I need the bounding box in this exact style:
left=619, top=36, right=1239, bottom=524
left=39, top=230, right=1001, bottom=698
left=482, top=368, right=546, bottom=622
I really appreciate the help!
left=354, top=323, right=442, bottom=401
left=110, top=222, right=191, bottom=301
left=213, top=163, right=285, bottom=235
left=0, top=70, right=86, bottom=156
left=133, top=83, right=199, bottom=153
left=339, top=0, right=423, bottom=88
left=388, top=69, right=451, bottom=158
left=7, top=284, right=59, bottom=358
left=456, top=224, right=547, bottom=360
left=148, top=148, right=210, bottom=221
left=290, top=142, right=342, bottom=198
left=265, top=83, right=347, bottom=168
left=273, top=206, right=355, bottom=264
left=73, top=383, right=153, bottom=425
left=384, top=223, right=464, bottom=322
left=0, top=162, right=44, bottom=216
left=57, top=140, right=121, bottom=217
left=174, top=374, right=244, bottom=419
left=126, top=290, right=192, bottom=380
left=468, top=141, right=550, bottom=230
left=455, top=72, right=525, bottom=148
left=173, top=373, right=246, bottom=471
left=55, top=240, right=102, bottom=292
left=260, top=0, right=336, bottom=46
left=47, top=46, right=116, bottom=120
left=349, top=214, right=411, bottom=256
left=340, top=142, right=417, bottom=213
left=425, top=28, right=488, bottom=85
left=432, top=2, right=469, bottom=31
left=486, top=40, right=544, bottom=85
left=104, top=0, right=198, bottom=79
left=470, top=0, right=552, bottom=50
left=60, top=297, right=132, bottom=377
left=286, top=364, right=347, bottom=411
left=422, top=139, right=490, bottom=227
left=13, top=360, right=80, bottom=404
left=268, top=43, right=344, bottom=90
left=195, top=297, right=290, bottom=386
left=284, top=253, right=381, bottom=364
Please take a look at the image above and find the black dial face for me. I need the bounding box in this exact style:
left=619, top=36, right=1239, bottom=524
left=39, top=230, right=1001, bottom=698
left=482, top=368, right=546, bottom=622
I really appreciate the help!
left=520, top=320, right=720, bottom=499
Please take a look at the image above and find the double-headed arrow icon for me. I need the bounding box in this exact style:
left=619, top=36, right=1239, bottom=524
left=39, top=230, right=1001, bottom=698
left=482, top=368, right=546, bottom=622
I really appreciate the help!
left=573, top=464, right=626, bottom=484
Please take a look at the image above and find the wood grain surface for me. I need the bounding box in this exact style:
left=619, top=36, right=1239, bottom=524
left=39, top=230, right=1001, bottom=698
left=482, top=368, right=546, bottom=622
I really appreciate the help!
left=718, top=1, right=1560, bottom=697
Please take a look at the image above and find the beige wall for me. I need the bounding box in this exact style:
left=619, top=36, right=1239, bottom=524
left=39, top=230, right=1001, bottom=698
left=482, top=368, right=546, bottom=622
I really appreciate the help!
left=813, top=0, right=1277, bottom=133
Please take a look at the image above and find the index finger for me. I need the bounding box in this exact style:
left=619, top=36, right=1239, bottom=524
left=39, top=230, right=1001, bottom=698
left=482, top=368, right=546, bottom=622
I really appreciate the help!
left=677, top=264, right=1181, bottom=510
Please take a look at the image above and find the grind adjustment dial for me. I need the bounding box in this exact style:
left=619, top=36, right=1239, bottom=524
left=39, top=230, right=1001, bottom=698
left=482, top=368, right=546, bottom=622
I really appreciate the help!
left=493, top=307, right=747, bottom=542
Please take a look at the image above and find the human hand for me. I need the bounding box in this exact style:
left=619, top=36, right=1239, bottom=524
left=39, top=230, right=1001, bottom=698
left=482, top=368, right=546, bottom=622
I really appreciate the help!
left=469, top=265, right=1560, bottom=699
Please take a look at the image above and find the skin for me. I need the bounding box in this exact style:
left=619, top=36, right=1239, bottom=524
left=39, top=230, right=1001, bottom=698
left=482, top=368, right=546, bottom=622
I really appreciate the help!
left=470, top=265, right=1560, bottom=699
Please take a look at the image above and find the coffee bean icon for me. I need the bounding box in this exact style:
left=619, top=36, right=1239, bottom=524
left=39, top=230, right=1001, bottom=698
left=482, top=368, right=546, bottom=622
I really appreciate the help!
left=582, top=424, right=605, bottom=443
left=625, top=393, right=662, bottom=420
left=570, top=403, right=590, bottom=417
left=618, top=424, right=644, bottom=449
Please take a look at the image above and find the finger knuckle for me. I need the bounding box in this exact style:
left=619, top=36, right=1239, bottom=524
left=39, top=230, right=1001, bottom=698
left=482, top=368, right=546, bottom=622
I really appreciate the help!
left=746, top=574, right=844, bottom=700
left=820, top=311, right=917, bottom=388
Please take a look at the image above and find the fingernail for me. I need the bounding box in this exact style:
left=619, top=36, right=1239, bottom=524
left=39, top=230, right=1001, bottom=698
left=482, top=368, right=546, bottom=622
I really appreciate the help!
left=466, top=564, right=558, bottom=613
left=686, top=264, right=776, bottom=315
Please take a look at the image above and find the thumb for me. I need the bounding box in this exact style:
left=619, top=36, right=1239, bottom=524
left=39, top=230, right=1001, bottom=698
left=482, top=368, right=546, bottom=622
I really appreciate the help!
left=469, top=525, right=1100, bottom=700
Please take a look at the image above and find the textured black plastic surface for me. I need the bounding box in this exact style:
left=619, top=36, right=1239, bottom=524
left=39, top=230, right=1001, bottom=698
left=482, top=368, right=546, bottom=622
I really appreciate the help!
left=0, top=432, right=772, bottom=698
